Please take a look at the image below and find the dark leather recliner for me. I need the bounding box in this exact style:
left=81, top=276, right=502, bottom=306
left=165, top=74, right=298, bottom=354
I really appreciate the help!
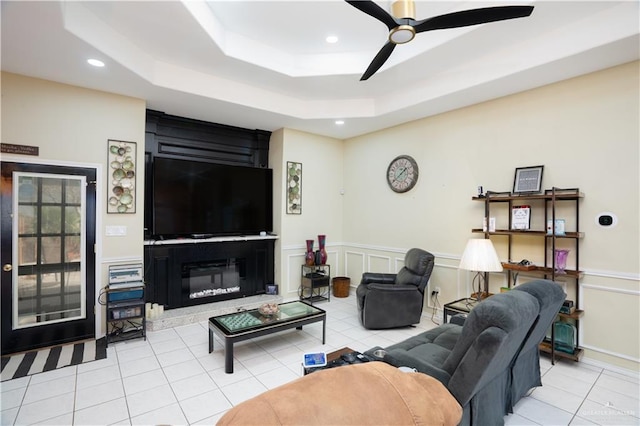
left=356, top=248, right=435, bottom=329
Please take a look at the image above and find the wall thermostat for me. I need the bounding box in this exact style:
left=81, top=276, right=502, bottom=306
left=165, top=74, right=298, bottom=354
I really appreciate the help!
left=596, top=212, right=618, bottom=228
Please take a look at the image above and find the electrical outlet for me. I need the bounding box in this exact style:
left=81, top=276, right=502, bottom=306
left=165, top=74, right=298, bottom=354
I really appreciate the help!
left=431, top=286, right=441, bottom=297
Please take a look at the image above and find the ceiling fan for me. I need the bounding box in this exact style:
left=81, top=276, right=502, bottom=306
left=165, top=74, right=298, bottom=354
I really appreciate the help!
left=346, top=0, right=534, bottom=80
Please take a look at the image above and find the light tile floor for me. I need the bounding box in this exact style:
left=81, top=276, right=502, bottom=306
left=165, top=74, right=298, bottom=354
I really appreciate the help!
left=1, top=294, right=639, bottom=425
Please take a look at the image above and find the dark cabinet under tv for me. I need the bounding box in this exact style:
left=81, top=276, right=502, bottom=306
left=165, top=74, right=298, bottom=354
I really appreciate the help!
left=144, top=237, right=276, bottom=309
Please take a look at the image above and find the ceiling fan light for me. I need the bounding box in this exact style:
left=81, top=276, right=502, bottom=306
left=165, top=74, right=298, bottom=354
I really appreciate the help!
left=389, top=25, right=415, bottom=44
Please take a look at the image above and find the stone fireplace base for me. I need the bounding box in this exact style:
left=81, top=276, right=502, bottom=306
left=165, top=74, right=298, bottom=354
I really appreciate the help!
left=147, top=294, right=283, bottom=331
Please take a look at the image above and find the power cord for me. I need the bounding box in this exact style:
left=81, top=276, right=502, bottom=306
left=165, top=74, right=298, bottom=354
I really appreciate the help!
left=430, top=290, right=442, bottom=325
left=98, top=286, right=108, bottom=306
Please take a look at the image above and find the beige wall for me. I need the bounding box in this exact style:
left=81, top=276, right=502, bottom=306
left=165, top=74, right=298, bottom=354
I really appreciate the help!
left=270, top=128, right=345, bottom=298
left=337, top=61, right=639, bottom=371
left=273, top=61, right=639, bottom=371
left=3, top=61, right=638, bottom=372
left=1, top=72, right=146, bottom=336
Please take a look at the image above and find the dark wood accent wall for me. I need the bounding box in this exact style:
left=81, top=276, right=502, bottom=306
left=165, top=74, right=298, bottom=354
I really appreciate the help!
left=143, top=111, right=274, bottom=308
left=144, top=110, right=272, bottom=238
left=145, top=110, right=271, bottom=167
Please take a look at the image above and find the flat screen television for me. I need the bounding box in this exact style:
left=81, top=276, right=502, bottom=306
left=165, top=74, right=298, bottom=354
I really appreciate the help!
left=152, top=157, right=273, bottom=238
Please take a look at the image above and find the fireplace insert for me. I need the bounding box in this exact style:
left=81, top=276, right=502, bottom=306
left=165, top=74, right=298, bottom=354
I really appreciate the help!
left=182, top=259, right=247, bottom=303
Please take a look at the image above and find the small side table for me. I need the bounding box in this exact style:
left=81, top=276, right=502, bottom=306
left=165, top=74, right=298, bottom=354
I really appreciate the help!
left=300, top=264, right=331, bottom=304
left=443, top=298, right=479, bottom=323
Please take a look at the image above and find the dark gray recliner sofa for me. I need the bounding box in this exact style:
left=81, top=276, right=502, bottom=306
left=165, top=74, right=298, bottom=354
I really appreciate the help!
left=508, top=279, right=566, bottom=411
left=356, top=248, right=435, bottom=329
left=366, top=289, right=540, bottom=425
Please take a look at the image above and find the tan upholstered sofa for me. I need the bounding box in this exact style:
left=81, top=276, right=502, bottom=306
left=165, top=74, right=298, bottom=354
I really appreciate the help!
left=217, top=361, right=462, bottom=425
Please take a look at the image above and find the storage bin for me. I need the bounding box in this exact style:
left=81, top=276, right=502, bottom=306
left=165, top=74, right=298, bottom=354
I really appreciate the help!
left=107, top=289, right=143, bottom=302
left=332, top=277, right=350, bottom=298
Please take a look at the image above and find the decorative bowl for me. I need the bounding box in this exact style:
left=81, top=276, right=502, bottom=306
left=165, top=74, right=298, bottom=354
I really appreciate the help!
left=258, top=303, right=279, bottom=318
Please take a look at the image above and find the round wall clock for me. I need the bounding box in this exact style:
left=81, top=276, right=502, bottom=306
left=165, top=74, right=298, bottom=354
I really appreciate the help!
left=387, top=155, right=419, bottom=193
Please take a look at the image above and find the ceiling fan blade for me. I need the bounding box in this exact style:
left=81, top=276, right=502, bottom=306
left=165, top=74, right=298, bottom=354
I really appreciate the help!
left=413, top=6, right=534, bottom=33
left=361, top=41, right=396, bottom=81
left=345, top=0, right=398, bottom=30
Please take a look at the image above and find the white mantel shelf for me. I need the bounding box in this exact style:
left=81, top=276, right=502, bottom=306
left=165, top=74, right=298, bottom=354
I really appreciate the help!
left=144, top=234, right=279, bottom=246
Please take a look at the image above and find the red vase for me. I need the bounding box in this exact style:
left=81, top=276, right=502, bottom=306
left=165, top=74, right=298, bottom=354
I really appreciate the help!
left=305, top=240, right=315, bottom=266
left=318, top=235, right=327, bottom=265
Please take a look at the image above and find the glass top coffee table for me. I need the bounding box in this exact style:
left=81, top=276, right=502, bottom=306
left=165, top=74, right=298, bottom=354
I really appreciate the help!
left=208, top=301, right=326, bottom=373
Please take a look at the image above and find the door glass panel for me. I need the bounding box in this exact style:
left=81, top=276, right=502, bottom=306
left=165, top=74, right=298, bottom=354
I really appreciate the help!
left=41, top=236, right=61, bottom=264
left=65, top=236, right=81, bottom=262
left=17, top=178, right=37, bottom=203
left=41, top=205, right=62, bottom=233
left=18, top=236, right=37, bottom=265
left=41, top=178, right=62, bottom=203
left=66, top=183, right=81, bottom=204
left=65, top=206, right=81, bottom=233
left=18, top=205, right=37, bottom=233
left=13, top=173, right=86, bottom=329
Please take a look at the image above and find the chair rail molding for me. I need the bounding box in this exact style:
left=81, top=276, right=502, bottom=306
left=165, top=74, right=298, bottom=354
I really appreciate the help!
left=582, top=269, right=640, bottom=282
left=101, top=256, right=144, bottom=265
left=580, top=282, right=640, bottom=296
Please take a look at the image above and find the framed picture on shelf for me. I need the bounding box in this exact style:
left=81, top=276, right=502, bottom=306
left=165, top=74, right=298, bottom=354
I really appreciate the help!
left=513, top=165, right=544, bottom=194
left=547, top=219, right=566, bottom=236
left=266, top=284, right=279, bottom=295
left=511, top=205, right=531, bottom=230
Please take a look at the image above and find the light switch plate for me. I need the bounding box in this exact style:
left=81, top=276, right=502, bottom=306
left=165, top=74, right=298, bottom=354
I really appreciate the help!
left=105, top=225, right=127, bottom=236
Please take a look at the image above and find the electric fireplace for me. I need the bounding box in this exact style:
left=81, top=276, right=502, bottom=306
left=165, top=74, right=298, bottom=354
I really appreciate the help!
left=144, top=239, right=275, bottom=310
left=182, top=259, right=246, bottom=302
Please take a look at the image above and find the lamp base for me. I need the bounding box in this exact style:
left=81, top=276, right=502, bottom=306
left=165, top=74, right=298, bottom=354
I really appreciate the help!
left=470, top=291, right=493, bottom=301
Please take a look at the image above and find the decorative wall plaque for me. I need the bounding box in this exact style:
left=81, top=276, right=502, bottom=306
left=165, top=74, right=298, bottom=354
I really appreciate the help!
left=287, top=161, right=302, bottom=215
left=1, top=143, right=39, bottom=156
left=107, top=140, right=136, bottom=213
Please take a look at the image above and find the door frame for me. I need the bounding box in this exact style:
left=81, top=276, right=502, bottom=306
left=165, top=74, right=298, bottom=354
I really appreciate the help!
left=1, top=156, right=104, bottom=339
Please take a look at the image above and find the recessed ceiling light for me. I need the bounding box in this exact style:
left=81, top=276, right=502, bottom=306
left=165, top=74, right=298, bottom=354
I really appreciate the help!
left=326, top=35, right=339, bottom=44
left=335, top=120, right=345, bottom=125
left=87, top=58, right=105, bottom=67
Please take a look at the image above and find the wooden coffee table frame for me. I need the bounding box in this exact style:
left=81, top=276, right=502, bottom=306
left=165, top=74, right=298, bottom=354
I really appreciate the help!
left=208, top=302, right=326, bottom=373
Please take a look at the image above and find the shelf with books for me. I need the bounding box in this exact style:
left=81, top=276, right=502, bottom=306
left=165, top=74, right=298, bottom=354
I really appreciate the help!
left=473, top=187, right=584, bottom=364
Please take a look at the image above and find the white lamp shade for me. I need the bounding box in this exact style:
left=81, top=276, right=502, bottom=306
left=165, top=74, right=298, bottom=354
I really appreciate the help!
left=459, top=239, right=503, bottom=272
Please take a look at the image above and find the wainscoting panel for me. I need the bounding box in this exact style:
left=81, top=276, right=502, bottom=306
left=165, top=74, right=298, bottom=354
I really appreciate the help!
left=578, top=280, right=640, bottom=370
left=367, top=254, right=392, bottom=273
left=345, top=251, right=365, bottom=287
left=285, top=253, right=307, bottom=298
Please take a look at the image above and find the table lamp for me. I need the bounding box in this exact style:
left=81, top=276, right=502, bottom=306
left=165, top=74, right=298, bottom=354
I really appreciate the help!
left=459, top=238, right=503, bottom=300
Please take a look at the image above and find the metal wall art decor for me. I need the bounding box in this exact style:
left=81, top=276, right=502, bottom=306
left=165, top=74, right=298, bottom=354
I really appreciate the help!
left=513, top=165, right=544, bottom=194
left=286, top=161, right=302, bottom=214
left=107, top=140, right=136, bottom=213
